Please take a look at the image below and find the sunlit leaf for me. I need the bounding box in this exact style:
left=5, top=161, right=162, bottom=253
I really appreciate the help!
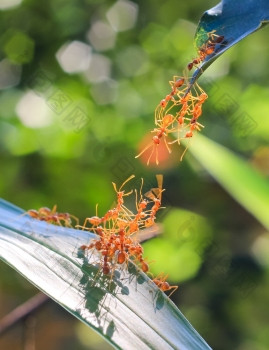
left=188, top=134, right=269, bottom=230
left=0, top=199, right=211, bottom=350
left=191, top=0, right=269, bottom=82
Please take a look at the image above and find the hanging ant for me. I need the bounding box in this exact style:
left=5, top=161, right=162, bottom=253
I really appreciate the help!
left=135, top=114, right=175, bottom=165
left=155, top=77, right=188, bottom=125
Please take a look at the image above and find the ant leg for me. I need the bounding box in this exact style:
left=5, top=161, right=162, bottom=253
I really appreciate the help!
left=70, top=214, right=79, bottom=226
left=51, top=205, right=57, bottom=215
left=135, top=142, right=153, bottom=160
left=77, top=217, right=92, bottom=230
left=180, top=138, right=192, bottom=161
left=155, top=144, right=159, bottom=165
left=168, top=285, right=178, bottom=297
left=119, top=174, right=135, bottom=191
left=163, top=136, right=172, bottom=154
left=147, top=144, right=156, bottom=166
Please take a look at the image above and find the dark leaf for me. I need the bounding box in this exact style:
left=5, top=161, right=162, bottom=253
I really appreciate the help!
left=191, top=0, right=269, bottom=83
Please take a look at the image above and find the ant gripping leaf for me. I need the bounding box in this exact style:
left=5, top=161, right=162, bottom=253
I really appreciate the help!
left=27, top=205, right=79, bottom=227
left=152, top=273, right=178, bottom=297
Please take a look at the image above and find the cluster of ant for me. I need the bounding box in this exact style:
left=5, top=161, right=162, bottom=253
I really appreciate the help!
left=77, top=174, right=178, bottom=297
left=136, top=30, right=225, bottom=165
left=27, top=175, right=178, bottom=297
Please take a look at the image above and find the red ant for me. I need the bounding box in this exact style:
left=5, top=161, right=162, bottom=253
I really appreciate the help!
left=116, top=229, right=129, bottom=264
left=82, top=226, right=116, bottom=275
left=155, top=77, right=187, bottom=125
left=112, top=174, right=135, bottom=214
left=128, top=243, right=146, bottom=268
left=127, top=178, right=150, bottom=233
left=169, top=113, right=204, bottom=161
left=78, top=175, right=135, bottom=231
left=152, top=273, right=178, bottom=297
left=135, top=114, right=174, bottom=165
left=77, top=203, right=103, bottom=230
left=174, top=92, right=193, bottom=127
left=169, top=76, right=185, bottom=94
left=178, top=118, right=204, bottom=161
left=155, top=98, right=174, bottom=125
left=27, top=205, right=79, bottom=227
left=158, top=76, right=185, bottom=108
left=189, top=90, right=208, bottom=119
left=144, top=174, right=164, bottom=227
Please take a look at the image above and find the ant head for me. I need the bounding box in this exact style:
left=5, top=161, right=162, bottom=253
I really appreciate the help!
left=160, top=99, right=167, bottom=108
left=187, top=62, right=193, bottom=70
left=152, top=136, right=160, bottom=145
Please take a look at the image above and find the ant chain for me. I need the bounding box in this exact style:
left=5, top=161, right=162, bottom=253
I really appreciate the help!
left=136, top=31, right=226, bottom=164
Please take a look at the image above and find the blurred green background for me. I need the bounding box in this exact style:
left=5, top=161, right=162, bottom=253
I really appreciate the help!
left=1, top=0, right=269, bottom=349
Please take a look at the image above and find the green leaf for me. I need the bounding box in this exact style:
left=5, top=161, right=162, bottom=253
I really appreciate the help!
left=191, top=0, right=269, bottom=82
left=144, top=209, right=212, bottom=283
left=188, top=134, right=269, bottom=230
left=0, top=199, right=211, bottom=350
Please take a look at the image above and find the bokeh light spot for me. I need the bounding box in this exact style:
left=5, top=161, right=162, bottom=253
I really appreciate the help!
left=0, top=0, right=22, bottom=10
left=90, top=79, right=118, bottom=105
left=87, top=20, right=116, bottom=51
left=84, top=54, right=111, bottom=83
left=56, top=41, right=92, bottom=74
left=16, top=91, right=52, bottom=128
left=116, top=45, right=149, bottom=77
left=106, top=0, right=138, bottom=32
